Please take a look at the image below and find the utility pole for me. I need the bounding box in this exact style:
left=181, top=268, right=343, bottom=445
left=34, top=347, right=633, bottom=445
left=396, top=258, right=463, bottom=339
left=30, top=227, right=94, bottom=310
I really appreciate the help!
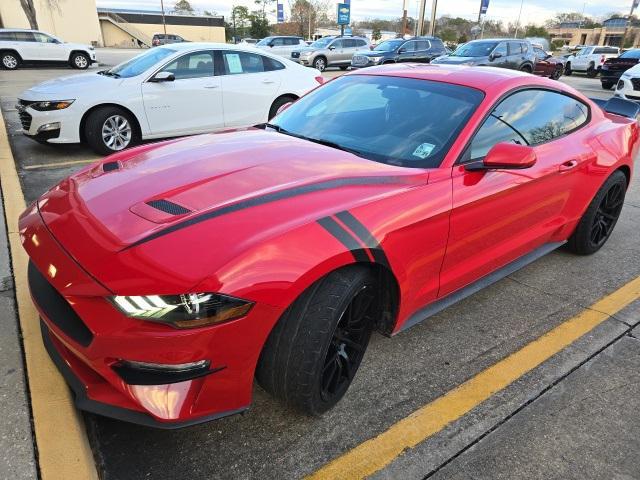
left=401, top=0, right=408, bottom=37
left=513, top=0, right=524, bottom=38
left=429, top=0, right=438, bottom=36
left=416, top=0, right=427, bottom=36
left=160, top=0, right=167, bottom=36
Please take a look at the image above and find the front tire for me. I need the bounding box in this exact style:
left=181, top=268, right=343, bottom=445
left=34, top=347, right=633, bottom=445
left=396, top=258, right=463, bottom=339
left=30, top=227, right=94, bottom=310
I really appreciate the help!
left=268, top=95, right=296, bottom=119
left=313, top=56, right=327, bottom=72
left=84, top=106, right=138, bottom=155
left=70, top=52, right=90, bottom=70
left=601, top=80, right=614, bottom=90
left=1, top=51, right=20, bottom=70
left=586, top=63, right=597, bottom=78
left=256, top=266, right=378, bottom=415
left=551, top=64, right=563, bottom=80
left=519, top=64, right=532, bottom=73
left=567, top=170, right=627, bottom=255
left=564, top=62, right=572, bottom=76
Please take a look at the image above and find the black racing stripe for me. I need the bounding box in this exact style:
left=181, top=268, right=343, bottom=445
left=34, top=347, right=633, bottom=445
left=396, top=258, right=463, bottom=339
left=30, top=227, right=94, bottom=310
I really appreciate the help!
left=317, top=217, right=371, bottom=263
left=335, top=210, right=390, bottom=268
left=124, top=176, right=402, bottom=251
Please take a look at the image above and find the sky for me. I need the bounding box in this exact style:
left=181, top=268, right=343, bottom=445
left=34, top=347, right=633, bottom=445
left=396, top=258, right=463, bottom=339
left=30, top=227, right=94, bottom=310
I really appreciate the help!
left=95, top=0, right=637, bottom=25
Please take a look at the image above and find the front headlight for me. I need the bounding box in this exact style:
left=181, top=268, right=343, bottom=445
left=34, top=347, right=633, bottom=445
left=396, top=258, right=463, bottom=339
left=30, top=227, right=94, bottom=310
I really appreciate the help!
left=111, top=293, right=254, bottom=329
left=300, top=51, right=313, bottom=57
left=31, top=100, right=75, bottom=111
left=371, top=56, right=383, bottom=63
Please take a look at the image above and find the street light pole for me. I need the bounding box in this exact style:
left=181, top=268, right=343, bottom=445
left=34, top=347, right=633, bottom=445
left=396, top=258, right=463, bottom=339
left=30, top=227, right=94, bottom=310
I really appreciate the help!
left=416, top=0, right=426, bottom=36
left=428, top=0, right=438, bottom=36
left=513, top=0, right=524, bottom=38
left=160, top=0, right=167, bottom=36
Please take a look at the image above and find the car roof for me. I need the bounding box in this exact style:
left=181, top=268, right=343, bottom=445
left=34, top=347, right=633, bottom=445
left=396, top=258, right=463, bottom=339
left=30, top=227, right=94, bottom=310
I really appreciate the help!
left=0, top=28, right=39, bottom=32
left=157, top=42, right=268, bottom=52
left=348, top=64, right=572, bottom=93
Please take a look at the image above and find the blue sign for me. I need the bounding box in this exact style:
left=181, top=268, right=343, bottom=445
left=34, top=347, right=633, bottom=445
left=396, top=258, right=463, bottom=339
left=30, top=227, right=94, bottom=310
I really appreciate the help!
left=337, top=3, right=350, bottom=25
left=277, top=3, right=284, bottom=23
left=345, top=27, right=352, bottom=35
left=480, top=0, right=490, bottom=14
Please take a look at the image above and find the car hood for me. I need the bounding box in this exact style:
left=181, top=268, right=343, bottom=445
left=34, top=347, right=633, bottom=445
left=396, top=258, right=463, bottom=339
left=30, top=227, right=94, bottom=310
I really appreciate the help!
left=33, top=129, right=421, bottom=292
left=18, top=72, right=122, bottom=99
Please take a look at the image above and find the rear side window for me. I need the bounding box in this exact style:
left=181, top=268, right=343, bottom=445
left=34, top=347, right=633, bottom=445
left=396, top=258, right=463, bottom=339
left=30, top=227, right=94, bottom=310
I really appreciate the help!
left=402, top=41, right=417, bottom=52
left=0, top=31, right=17, bottom=41
left=356, top=39, right=368, bottom=47
left=272, top=37, right=285, bottom=46
left=508, top=42, right=522, bottom=55
left=416, top=40, right=430, bottom=50
left=469, top=89, right=589, bottom=160
left=221, top=51, right=277, bottom=74
left=263, top=56, right=285, bottom=71
left=594, top=47, right=618, bottom=54
left=14, top=32, right=36, bottom=42
left=343, top=39, right=356, bottom=48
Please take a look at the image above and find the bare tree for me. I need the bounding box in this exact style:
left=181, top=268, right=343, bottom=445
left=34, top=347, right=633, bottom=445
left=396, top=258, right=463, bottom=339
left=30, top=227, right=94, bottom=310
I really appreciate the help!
left=19, top=0, right=38, bottom=30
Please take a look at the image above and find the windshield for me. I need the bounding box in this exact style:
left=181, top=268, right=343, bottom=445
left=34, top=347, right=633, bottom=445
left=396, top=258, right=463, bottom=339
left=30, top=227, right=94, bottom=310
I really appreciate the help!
left=271, top=75, right=484, bottom=168
left=620, top=49, right=640, bottom=59
left=310, top=37, right=333, bottom=48
left=106, top=47, right=176, bottom=78
left=452, top=41, right=498, bottom=57
left=256, top=37, right=273, bottom=46
left=374, top=40, right=404, bottom=52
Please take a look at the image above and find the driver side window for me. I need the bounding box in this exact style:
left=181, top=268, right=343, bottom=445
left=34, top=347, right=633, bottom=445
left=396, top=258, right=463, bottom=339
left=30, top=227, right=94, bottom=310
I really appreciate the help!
left=161, top=51, right=215, bottom=80
left=492, top=42, right=508, bottom=56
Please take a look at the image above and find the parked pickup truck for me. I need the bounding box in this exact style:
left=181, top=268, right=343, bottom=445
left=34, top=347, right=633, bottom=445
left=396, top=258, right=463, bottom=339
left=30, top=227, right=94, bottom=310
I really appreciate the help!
left=565, top=45, right=620, bottom=77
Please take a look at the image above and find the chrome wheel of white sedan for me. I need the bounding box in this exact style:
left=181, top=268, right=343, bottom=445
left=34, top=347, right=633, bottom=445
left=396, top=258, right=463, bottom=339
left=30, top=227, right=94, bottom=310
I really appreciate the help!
left=102, top=115, right=132, bottom=151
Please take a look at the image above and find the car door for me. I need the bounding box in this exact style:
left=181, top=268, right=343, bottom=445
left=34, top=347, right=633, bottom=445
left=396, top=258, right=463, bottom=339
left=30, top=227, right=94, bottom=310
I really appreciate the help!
left=414, top=39, right=430, bottom=62
left=13, top=31, right=39, bottom=60
left=572, top=47, right=591, bottom=70
left=327, top=39, right=345, bottom=64
left=341, top=38, right=360, bottom=64
left=218, top=50, right=282, bottom=127
left=397, top=40, right=416, bottom=62
left=141, top=50, right=223, bottom=136
left=269, top=37, right=288, bottom=57
left=32, top=32, right=67, bottom=61
left=439, top=89, right=593, bottom=297
left=507, top=41, right=524, bottom=69
left=488, top=41, right=508, bottom=68
left=533, top=47, right=553, bottom=76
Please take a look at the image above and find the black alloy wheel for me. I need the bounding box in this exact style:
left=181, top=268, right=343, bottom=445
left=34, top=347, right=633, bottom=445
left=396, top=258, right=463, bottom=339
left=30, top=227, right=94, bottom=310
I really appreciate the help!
left=589, top=181, right=624, bottom=249
left=320, top=285, right=375, bottom=403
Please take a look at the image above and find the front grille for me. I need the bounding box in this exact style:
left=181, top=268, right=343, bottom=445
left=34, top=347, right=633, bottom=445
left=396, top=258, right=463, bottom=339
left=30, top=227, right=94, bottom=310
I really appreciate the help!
left=631, top=78, right=640, bottom=91
left=352, top=55, right=369, bottom=66
left=291, top=51, right=300, bottom=58
left=17, top=99, right=35, bottom=131
left=28, top=261, right=93, bottom=347
left=146, top=199, right=191, bottom=215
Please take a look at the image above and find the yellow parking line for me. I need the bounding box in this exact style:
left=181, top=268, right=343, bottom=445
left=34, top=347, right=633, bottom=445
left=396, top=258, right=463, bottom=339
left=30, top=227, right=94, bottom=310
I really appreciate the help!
left=0, top=115, right=98, bottom=479
left=23, top=159, right=95, bottom=170
left=308, top=275, right=640, bottom=480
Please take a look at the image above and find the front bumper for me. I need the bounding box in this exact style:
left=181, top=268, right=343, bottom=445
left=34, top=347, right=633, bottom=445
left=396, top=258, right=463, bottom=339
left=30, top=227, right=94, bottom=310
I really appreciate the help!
left=16, top=101, right=81, bottom=143
left=614, top=77, right=640, bottom=101
left=21, top=204, right=281, bottom=428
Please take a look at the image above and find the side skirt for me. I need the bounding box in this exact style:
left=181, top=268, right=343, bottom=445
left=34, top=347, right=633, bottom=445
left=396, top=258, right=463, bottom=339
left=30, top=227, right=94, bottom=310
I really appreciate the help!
left=397, top=241, right=566, bottom=333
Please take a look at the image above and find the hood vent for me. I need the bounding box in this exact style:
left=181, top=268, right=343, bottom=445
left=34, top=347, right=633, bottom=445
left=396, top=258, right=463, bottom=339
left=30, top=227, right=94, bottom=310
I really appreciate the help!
left=103, top=161, right=120, bottom=172
left=146, top=199, right=191, bottom=216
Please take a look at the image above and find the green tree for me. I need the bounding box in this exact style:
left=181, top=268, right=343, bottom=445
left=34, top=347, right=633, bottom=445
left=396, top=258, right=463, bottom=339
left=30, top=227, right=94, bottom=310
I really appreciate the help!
left=523, top=24, right=549, bottom=39
left=174, top=0, right=194, bottom=14
left=372, top=27, right=382, bottom=41
left=231, top=5, right=251, bottom=39
left=249, top=12, right=271, bottom=38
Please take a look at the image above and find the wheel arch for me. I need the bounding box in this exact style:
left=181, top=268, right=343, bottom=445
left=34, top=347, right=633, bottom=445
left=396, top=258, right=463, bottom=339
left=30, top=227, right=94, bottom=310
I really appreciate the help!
left=79, top=103, right=143, bottom=143
left=313, top=54, right=327, bottom=66
left=68, top=49, right=90, bottom=62
left=617, top=164, right=631, bottom=189
left=0, top=49, right=22, bottom=61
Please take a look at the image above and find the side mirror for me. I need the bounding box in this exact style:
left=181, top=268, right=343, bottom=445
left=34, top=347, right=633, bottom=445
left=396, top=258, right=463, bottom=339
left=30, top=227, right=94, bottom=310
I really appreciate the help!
left=398, top=48, right=406, bottom=54
left=465, top=143, right=537, bottom=171
left=328, top=45, right=336, bottom=50
left=150, top=71, right=175, bottom=82
left=490, top=52, right=502, bottom=61
left=269, top=43, right=274, bottom=47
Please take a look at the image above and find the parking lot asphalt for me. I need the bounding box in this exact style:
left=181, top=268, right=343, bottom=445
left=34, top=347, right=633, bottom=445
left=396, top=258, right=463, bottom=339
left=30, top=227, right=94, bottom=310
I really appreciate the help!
left=1, top=63, right=639, bottom=480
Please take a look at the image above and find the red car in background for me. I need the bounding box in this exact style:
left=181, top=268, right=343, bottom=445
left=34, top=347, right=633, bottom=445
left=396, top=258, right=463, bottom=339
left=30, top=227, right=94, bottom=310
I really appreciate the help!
left=533, top=46, right=565, bottom=79
left=21, top=65, right=638, bottom=428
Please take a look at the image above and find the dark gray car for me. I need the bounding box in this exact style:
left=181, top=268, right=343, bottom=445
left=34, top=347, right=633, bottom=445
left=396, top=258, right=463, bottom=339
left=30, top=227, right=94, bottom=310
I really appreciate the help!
left=431, top=39, right=536, bottom=73
left=351, top=36, right=446, bottom=68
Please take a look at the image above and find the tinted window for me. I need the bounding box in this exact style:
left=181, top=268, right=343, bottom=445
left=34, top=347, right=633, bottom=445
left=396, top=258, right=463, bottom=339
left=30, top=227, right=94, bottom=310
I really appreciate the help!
left=222, top=51, right=267, bottom=74
left=534, top=48, right=547, bottom=60
left=594, top=47, right=618, bottom=54
left=162, top=51, right=214, bottom=79
left=374, top=39, right=404, bottom=52
left=272, top=75, right=484, bottom=168
left=508, top=42, right=521, bottom=55
left=620, top=49, right=640, bottom=59
left=469, top=89, right=589, bottom=160
left=108, top=47, right=176, bottom=78
left=283, top=38, right=295, bottom=46
left=416, top=40, right=430, bottom=50
left=14, top=32, right=35, bottom=42
left=493, top=42, right=508, bottom=56
left=272, top=37, right=285, bottom=46
left=521, top=42, right=529, bottom=53
left=402, top=41, right=417, bottom=52
left=331, top=39, right=344, bottom=49
left=0, top=31, right=16, bottom=41
left=256, top=36, right=274, bottom=46
left=453, top=41, right=498, bottom=57
left=344, top=39, right=358, bottom=48
left=356, top=39, right=368, bottom=47
left=263, top=56, right=285, bottom=71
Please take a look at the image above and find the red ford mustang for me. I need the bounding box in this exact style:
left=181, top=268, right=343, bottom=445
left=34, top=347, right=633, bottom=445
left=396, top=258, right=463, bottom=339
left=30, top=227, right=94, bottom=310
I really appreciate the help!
left=21, top=65, right=638, bottom=428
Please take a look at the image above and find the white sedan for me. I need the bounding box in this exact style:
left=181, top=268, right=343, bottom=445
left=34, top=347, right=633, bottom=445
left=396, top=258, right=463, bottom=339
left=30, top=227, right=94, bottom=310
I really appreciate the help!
left=16, top=43, right=323, bottom=154
left=614, top=62, right=640, bottom=102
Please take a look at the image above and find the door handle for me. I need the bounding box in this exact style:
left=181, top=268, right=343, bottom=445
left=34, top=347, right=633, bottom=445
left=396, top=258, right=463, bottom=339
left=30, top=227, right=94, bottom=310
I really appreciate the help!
left=262, top=80, right=275, bottom=84
left=559, top=159, right=579, bottom=172
left=203, top=84, right=219, bottom=89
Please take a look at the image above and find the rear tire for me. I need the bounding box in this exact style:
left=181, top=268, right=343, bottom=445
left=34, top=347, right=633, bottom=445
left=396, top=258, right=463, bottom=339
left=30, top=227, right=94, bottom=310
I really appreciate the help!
left=586, top=63, right=597, bottom=77
left=519, top=64, right=533, bottom=73
left=551, top=64, right=563, bottom=80
left=256, top=266, right=378, bottom=415
left=601, top=80, right=614, bottom=90
left=566, top=170, right=627, bottom=255
left=84, top=106, right=139, bottom=155
left=1, top=51, right=20, bottom=70
left=268, top=95, right=296, bottom=119
left=70, top=52, right=90, bottom=70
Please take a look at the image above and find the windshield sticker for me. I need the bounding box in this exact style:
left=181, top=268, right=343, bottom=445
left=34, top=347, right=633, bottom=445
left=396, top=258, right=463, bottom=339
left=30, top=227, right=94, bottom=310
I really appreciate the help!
left=226, top=54, right=243, bottom=74
left=413, top=143, right=436, bottom=159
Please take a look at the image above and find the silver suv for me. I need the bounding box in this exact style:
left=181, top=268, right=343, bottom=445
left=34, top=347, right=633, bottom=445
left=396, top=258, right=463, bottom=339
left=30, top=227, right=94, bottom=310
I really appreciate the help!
left=292, top=36, right=370, bottom=71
